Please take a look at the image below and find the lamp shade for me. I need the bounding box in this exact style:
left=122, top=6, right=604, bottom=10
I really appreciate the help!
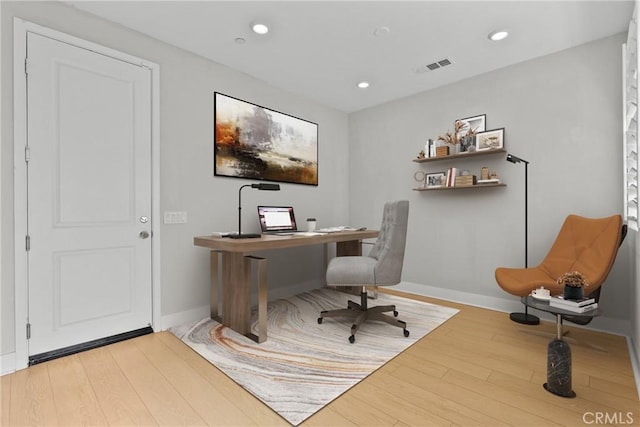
left=506, top=154, right=528, bottom=164
left=252, top=183, right=280, bottom=191
left=230, top=182, right=281, bottom=239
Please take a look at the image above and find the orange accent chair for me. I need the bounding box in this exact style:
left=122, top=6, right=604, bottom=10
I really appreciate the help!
left=496, top=214, right=626, bottom=325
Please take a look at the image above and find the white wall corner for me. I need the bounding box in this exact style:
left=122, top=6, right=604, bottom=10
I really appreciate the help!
left=161, top=305, right=210, bottom=331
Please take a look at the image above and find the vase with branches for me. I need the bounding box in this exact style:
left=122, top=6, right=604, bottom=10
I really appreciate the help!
left=438, top=120, right=480, bottom=154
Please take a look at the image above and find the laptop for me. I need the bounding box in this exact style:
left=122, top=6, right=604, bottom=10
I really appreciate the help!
left=257, top=206, right=302, bottom=235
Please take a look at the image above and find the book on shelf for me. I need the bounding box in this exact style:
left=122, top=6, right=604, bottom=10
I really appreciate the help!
left=550, top=301, right=598, bottom=313
left=446, top=167, right=459, bottom=187
left=477, top=178, right=500, bottom=184
left=549, top=295, right=596, bottom=307
left=427, top=139, right=436, bottom=158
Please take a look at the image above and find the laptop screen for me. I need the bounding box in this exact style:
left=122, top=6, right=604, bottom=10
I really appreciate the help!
left=257, top=206, right=298, bottom=233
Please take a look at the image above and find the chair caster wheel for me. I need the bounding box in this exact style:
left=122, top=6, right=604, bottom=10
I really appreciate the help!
left=349, top=335, right=355, bottom=344
left=317, top=317, right=323, bottom=324
left=403, top=329, right=410, bottom=337
left=393, top=310, right=398, bottom=317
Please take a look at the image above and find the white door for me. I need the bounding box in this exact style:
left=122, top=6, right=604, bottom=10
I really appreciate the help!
left=26, top=32, right=153, bottom=356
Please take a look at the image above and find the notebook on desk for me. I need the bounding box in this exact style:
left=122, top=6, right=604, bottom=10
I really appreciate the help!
left=258, top=206, right=304, bottom=235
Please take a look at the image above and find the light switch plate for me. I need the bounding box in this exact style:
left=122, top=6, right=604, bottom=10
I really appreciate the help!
left=164, top=211, right=187, bottom=224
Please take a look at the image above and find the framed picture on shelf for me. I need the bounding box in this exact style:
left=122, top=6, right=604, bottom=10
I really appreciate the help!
left=457, top=114, right=486, bottom=139
left=459, top=135, right=475, bottom=153
left=475, top=128, right=504, bottom=151
left=426, top=172, right=446, bottom=188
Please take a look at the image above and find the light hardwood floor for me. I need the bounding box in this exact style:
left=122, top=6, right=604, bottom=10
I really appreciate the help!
left=2, top=290, right=638, bottom=426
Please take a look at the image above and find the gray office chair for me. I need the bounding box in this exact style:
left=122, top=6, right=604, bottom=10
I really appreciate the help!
left=318, top=200, right=410, bottom=343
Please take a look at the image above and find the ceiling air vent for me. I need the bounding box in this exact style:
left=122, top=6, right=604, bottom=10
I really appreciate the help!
left=416, top=58, right=453, bottom=74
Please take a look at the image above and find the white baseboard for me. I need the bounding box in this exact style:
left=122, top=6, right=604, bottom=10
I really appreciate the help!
left=159, top=279, right=322, bottom=331
left=395, top=281, right=522, bottom=312
left=161, top=305, right=210, bottom=331
left=394, top=281, right=630, bottom=337
left=627, top=336, right=640, bottom=401
left=1, top=352, right=16, bottom=376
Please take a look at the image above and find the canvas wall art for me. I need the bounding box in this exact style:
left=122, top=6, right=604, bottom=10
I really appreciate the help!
left=214, top=93, right=318, bottom=185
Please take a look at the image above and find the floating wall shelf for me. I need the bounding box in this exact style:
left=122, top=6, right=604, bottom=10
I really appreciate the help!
left=413, top=183, right=506, bottom=191
left=412, top=147, right=507, bottom=192
left=413, top=148, right=506, bottom=163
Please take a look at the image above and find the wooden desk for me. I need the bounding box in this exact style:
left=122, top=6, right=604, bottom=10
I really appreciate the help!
left=194, top=230, right=378, bottom=342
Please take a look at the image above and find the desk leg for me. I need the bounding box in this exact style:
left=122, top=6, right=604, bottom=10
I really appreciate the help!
left=246, top=256, right=268, bottom=343
left=544, top=315, right=576, bottom=398
left=222, top=252, right=251, bottom=335
left=323, top=243, right=328, bottom=284
left=336, top=240, right=362, bottom=256
left=210, top=251, right=220, bottom=319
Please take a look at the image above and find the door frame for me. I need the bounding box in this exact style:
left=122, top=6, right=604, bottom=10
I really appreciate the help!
left=13, top=18, right=162, bottom=370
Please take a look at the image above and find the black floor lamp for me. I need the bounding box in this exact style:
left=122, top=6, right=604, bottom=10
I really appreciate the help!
left=229, top=183, right=280, bottom=239
left=506, top=154, right=539, bottom=325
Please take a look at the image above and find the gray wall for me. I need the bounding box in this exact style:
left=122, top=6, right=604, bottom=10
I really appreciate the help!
left=348, top=34, right=633, bottom=333
left=1, top=1, right=350, bottom=356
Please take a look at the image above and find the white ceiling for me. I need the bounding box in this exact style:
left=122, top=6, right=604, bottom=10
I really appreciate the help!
left=66, top=1, right=634, bottom=113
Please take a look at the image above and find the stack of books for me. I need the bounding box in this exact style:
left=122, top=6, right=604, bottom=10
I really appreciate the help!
left=549, top=295, right=597, bottom=313
left=477, top=178, right=500, bottom=185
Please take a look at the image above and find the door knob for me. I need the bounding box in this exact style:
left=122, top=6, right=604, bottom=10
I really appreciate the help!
left=139, top=231, right=150, bottom=239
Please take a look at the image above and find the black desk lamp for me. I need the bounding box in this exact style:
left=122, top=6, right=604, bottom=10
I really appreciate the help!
left=506, top=154, right=539, bottom=325
left=229, top=183, right=280, bottom=239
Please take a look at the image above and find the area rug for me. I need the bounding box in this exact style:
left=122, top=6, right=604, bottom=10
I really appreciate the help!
left=170, top=288, right=459, bottom=425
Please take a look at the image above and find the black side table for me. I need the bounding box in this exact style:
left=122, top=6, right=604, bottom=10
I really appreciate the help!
left=521, top=296, right=600, bottom=398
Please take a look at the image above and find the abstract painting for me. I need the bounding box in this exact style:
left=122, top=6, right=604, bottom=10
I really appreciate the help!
left=214, top=93, right=318, bottom=185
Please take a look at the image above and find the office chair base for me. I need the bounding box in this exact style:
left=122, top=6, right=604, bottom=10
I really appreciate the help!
left=318, top=291, right=409, bottom=343
left=510, top=312, right=540, bottom=325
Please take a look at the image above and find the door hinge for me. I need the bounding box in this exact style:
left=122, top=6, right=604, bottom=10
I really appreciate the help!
left=26, top=323, right=31, bottom=339
left=24, top=58, right=29, bottom=75
left=25, top=146, right=30, bottom=163
left=26, top=235, right=30, bottom=251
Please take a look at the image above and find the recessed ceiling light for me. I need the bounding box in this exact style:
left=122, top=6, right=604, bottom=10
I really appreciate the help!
left=235, top=37, right=246, bottom=44
left=488, top=30, right=509, bottom=41
left=252, top=23, right=269, bottom=35
left=357, top=81, right=370, bottom=89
